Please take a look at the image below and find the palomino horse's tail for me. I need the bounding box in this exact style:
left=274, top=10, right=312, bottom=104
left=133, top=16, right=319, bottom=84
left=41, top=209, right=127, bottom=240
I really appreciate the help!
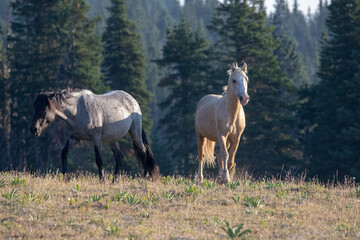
left=203, top=139, right=216, bottom=167
left=133, top=128, right=160, bottom=180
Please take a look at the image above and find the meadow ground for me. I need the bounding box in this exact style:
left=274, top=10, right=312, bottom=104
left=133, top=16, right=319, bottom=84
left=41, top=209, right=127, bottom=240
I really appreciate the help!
left=0, top=171, right=359, bottom=239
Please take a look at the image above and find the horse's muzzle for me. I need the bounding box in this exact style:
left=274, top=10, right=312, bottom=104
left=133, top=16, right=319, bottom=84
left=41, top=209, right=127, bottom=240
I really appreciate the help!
left=30, top=127, right=40, bottom=136
left=239, top=95, right=250, bottom=106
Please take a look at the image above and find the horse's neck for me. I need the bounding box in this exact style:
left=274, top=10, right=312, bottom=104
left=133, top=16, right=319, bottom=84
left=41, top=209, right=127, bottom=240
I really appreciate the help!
left=225, top=90, right=241, bottom=123
left=55, top=94, right=79, bottom=125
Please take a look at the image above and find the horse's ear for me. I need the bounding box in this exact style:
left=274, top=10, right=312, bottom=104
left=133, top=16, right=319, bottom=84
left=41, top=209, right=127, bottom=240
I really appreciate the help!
left=231, top=62, right=237, bottom=71
left=242, top=62, right=248, bottom=74
left=49, top=92, right=56, bottom=99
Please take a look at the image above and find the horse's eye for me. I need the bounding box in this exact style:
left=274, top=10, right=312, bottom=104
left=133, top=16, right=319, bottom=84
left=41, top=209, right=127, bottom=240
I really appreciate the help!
left=233, top=79, right=236, bottom=83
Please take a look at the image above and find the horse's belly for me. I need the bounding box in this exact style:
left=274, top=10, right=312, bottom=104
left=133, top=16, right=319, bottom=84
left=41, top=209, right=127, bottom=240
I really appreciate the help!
left=195, top=95, right=220, bottom=142
left=101, top=117, right=133, bottom=142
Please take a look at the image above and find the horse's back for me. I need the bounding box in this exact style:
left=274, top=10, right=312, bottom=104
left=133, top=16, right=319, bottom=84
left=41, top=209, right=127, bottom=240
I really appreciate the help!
left=99, top=90, right=141, bottom=115
left=77, top=90, right=141, bottom=142
left=195, top=94, right=222, bottom=141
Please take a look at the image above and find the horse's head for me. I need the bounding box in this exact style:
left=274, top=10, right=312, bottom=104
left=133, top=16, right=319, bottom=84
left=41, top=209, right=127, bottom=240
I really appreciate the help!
left=227, top=62, right=250, bottom=106
left=30, top=93, right=56, bottom=136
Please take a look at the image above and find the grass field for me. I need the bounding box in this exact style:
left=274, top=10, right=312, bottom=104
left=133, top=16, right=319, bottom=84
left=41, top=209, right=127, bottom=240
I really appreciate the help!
left=0, top=171, right=359, bottom=239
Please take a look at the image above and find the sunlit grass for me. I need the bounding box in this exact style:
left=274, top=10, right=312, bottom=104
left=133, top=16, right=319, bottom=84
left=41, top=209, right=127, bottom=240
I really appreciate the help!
left=0, top=171, right=359, bottom=239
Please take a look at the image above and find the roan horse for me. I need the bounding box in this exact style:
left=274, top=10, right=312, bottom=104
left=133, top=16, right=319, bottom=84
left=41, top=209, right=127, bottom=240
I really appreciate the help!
left=195, top=62, right=249, bottom=184
left=30, top=89, right=160, bottom=180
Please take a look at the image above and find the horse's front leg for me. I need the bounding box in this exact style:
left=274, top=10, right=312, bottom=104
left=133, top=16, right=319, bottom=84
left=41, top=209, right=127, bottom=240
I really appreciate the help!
left=93, top=136, right=103, bottom=181
left=227, top=137, right=240, bottom=180
left=217, top=134, right=230, bottom=184
left=110, top=142, right=123, bottom=182
left=61, top=136, right=79, bottom=178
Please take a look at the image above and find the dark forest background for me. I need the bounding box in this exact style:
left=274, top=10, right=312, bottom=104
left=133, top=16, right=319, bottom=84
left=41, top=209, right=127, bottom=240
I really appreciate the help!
left=0, top=0, right=359, bottom=182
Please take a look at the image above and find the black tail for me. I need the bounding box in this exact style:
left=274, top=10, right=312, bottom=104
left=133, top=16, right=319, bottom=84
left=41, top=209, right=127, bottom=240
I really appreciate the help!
left=133, top=128, right=160, bottom=180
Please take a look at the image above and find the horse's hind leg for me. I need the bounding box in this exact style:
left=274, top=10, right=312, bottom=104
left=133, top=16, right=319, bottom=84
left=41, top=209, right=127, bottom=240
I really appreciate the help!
left=128, top=120, right=147, bottom=174
left=129, top=117, right=160, bottom=179
left=196, top=131, right=205, bottom=184
left=61, top=136, right=79, bottom=179
left=93, top=136, right=104, bottom=181
left=110, top=142, right=123, bottom=182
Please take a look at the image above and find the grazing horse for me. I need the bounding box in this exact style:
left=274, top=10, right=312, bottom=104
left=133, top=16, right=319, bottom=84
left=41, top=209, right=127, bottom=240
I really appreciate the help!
left=30, top=89, right=160, bottom=181
left=195, top=62, right=249, bottom=184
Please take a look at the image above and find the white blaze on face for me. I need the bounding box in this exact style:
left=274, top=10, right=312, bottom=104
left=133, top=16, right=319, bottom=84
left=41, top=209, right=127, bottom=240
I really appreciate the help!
left=231, top=69, right=249, bottom=105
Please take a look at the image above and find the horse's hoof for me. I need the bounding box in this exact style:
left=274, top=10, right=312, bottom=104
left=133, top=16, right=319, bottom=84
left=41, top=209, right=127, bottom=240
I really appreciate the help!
left=221, top=171, right=231, bottom=184
left=197, top=175, right=203, bottom=185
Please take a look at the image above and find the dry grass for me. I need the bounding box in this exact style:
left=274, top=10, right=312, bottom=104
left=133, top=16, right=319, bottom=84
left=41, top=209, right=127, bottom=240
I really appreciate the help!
left=0, top=171, right=359, bottom=239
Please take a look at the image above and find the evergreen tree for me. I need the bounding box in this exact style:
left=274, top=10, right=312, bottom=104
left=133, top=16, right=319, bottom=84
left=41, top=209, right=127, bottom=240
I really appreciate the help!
left=209, top=0, right=300, bottom=176
left=102, top=0, right=152, bottom=132
left=6, top=0, right=105, bottom=171
left=156, top=19, right=212, bottom=175
left=54, top=0, right=106, bottom=92
left=307, top=0, right=360, bottom=180
left=0, top=24, right=6, bottom=169
left=272, top=0, right=306, bottom=86
left=308, top=0, right=329, bottom=84
left=290, top=0, right=317, bottom=83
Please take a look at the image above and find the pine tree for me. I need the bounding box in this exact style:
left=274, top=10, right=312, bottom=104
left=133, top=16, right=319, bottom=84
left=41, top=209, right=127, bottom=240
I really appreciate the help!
left=0, top=23, right=6, bottom=169
left=6, top=0, right=105, bottom=171
left=59, top=0, right=106, bottom=93
left=307, top=0, right=360, bottom=180
left=155, top=19, right=212, bottom=175
left=290, top=0, right=317, bottom=83
left=272, top=0, right=307, bottom=86
left=102, top=0, right=152, bottom=132
left=308, top=0, right=329, bottom=84
left=209, top=0, right=300, bottom=175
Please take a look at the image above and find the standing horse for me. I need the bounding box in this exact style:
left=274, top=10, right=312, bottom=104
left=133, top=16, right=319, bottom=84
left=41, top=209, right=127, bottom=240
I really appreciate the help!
left=195, top=62, right=249, bottom=184
left=30, top=89, right=160, bottom=181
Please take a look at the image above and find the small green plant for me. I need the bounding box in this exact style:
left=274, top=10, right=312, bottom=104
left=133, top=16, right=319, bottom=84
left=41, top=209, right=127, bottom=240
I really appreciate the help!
left=182, top=178, right=193, bottom=186
left=138, top=208, right=150, bottom=218
left=265, top=180, right=283, bottom=190
left=202, top=180, right=216, bottom=189
left=184, top=184, right=200, bottom=197
left=89, top=194, right=101, bottom=202
left=44, top=194, right=50, bottom=201
left=231, top=195, right=241, bottom=204
left=275, top=190, right=288, bottom=199
left=220, top=220, right=251, bottom=239
left=0, top=179, right=6, bottom=188
left=226, top=181, right=240, bottom=191
left=161, top=191, right=175, bottom=201
left=11, top=177, right=26, bottom=186
left=105, top=224, right=120, bottom=235
left=68, top=197, right=78, bottom=205
left=22, top=192, right=37, bottom=202
left=161, top=176, right=173, bottom=185
left=356, top=186, right=360, bottom=198
left=243, top=196, right=264, bottom=208
left=174, top=176, right=186, bottom=185
left=71, top=184, right=81, bottom=192
left=112, top=191, right=127, bottom=202
left=122, top=193, right=143, bottom=206
left=2, top=189, right=18, bottom=200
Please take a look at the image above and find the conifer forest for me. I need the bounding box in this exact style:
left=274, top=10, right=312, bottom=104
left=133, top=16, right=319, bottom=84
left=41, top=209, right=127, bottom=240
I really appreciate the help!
left=0, top=0, right=359, bottom=182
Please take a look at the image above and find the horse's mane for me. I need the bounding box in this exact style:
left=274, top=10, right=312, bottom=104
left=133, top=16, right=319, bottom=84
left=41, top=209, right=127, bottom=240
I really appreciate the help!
left=51, top=90, right=72, bottom=105
left=222, top=86, right=227, bottom=95
left=51, top=88, right=83, bottom=106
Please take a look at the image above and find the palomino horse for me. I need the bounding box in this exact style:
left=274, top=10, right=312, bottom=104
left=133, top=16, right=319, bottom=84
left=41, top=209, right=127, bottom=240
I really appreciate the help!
left=30, top=89, right=160, bottom=180
left=195, top=62, right=249, bottom=184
